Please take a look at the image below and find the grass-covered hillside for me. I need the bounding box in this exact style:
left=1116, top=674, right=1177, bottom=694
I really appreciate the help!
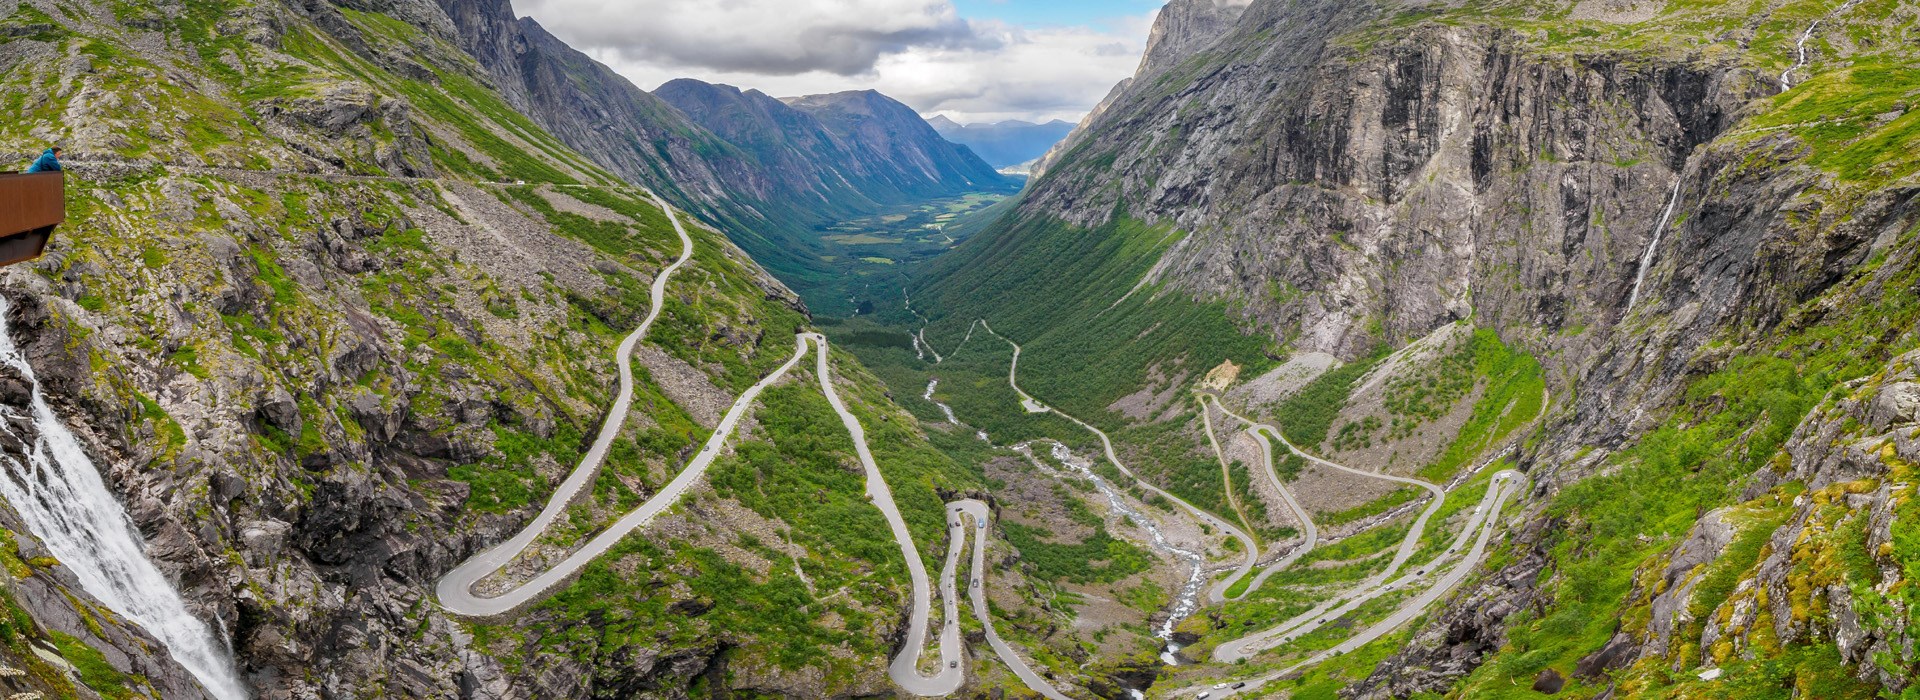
left=869, top=0, right=1920, bottom=697
left=0, top=0, right=1011, bottom=697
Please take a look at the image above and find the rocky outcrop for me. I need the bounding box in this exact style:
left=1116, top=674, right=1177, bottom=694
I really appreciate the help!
left=1135, top=0, right=1252, bottom=76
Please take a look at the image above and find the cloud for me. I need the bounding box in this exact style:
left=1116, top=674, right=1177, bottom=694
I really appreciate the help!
left=517, top=0, right=998, bottom=76
left=518, top=0, right=1155, bottom=123
left=871, top=20, right=1152, bottom=123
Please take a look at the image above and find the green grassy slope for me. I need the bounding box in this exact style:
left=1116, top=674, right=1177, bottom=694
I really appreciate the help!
left=0, top=0, right=1005, bottom=695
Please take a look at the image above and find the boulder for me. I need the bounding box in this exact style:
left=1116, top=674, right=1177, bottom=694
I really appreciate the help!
left=1532, top=668, right=1565, bottom=694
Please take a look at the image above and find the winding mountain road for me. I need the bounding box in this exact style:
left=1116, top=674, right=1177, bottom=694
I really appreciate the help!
left=435, top=194, right=819, bottom=616
left=813, top=333, right=1081, bottom=698
left=1201, top=399, right=1451, bottom=662
left=1200, top=395, right=1320, bottom=602
left=1197, top=469, right=1525, bottom=697
left=430, top=241, right=1065, bottom=695
left=804, top=331, right=964, bottom=695
left=1199, top=397, right=1263, bottom=547
left=978, top=321, right=1259, bottom=629
left=946, top=500, right=1076, bottom=700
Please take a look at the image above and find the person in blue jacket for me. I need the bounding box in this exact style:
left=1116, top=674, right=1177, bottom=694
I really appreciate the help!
left=24, top=147, right=62, bottom=173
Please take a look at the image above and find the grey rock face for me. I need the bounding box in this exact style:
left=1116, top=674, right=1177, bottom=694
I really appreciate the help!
left=1871, top=382, right=1920, bottom=430
left=1029, top=2, right=1773, bottom=360
left=1136, top=0, right=1252, bottom=77
left=994, top=0, right=1920, bottom=696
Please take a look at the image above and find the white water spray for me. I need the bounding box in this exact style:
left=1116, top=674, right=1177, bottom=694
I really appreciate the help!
left=0, top=298, right=248, bottom=700
left=922, top=379, right=959, bottom=425
left=1040, top=442, right=1205, bottom=661
left=1781, top=0, right=1866, bottom=91
left=1626, top=175, right=1686, bottom=311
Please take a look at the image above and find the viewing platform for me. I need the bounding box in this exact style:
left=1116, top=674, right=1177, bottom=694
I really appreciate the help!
left=0, top=171, right=62, bottom=268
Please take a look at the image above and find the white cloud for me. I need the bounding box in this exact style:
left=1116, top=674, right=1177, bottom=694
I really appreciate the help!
left=517, top=0, right=1154, bottom=124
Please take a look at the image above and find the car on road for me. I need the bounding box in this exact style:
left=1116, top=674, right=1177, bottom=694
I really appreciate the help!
left=1233, top=682, right=1246, bottom=689
left=949, top=661, right=958, bottom=669
left=1213, top=683, right=1228, bottom=689
left=1197, top=694, right=1210, bottom=699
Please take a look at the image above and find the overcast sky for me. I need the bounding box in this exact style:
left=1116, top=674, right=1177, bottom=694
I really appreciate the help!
left=515, top=0, right=1164, bottom=124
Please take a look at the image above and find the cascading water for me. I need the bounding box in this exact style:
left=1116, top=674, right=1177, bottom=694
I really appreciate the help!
left=922, top=379, right=959, bottom=425
left=1780, top=0, right=1866, bottom=90
left=0, top=298, right=248, bottom=700
left=1626, top=175, right=1686, bottom=311
left=1040, top=442, right=1205, bottom=663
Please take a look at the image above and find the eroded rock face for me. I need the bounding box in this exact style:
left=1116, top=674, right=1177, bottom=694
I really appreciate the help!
left=1027, top=3, right=1777, bottom=361
left=987, top=0, right=1920, bottom=696
left=1136, top=0, right=1253, bottom=77
left=0, top=301, right=216, bottom=700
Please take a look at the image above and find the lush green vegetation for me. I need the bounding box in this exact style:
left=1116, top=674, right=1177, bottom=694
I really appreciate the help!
left=1001, top=521, right=1152, bottom=584
left=1454, top=224, right=1920, bottom=697
left=796, top=193, right=1011, bottom=316
left=1415, top=330, right=1544, bottom=482
left=1273, top=350, right=1386, bottom=450
left=1320, top=486, right=1421, bottom=527
left=709, top=384, right=908, bottom=577
left=1381, top=335, right=1475, bottom=435
left=51, top=630, right=139, bottom=700
left=1114, top=413, right=1244, bottom=530
left=906, top=214, right=1276, bottom=424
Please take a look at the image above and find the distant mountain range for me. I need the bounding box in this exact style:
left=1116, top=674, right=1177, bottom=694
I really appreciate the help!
left=925, top=116, right=1077, bottom=170
left=655, top=81, right=1019, bottom=284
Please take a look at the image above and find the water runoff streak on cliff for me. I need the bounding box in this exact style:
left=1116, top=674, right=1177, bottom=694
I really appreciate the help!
left=0, top=297, right=249, bottom=700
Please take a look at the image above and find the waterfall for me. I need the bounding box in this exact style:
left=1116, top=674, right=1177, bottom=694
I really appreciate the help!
left=1041, top=443, right=1205, bottom=659
left=1626, top=175, right=1686, bottom=311
left=0, top=297, right=248, bottom=700
left=922, top=379, right=959, bottom=425
left=1780, top=0, right=1866, bottom=90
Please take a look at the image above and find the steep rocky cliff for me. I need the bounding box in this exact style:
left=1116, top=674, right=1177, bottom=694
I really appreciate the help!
left=905, top=0, right=1920, bottom=696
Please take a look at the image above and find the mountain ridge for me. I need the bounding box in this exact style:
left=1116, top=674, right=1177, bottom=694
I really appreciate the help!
left=898, top=0, right=1920, bottom=696
left=925, top=115, right=1076, bottom=170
